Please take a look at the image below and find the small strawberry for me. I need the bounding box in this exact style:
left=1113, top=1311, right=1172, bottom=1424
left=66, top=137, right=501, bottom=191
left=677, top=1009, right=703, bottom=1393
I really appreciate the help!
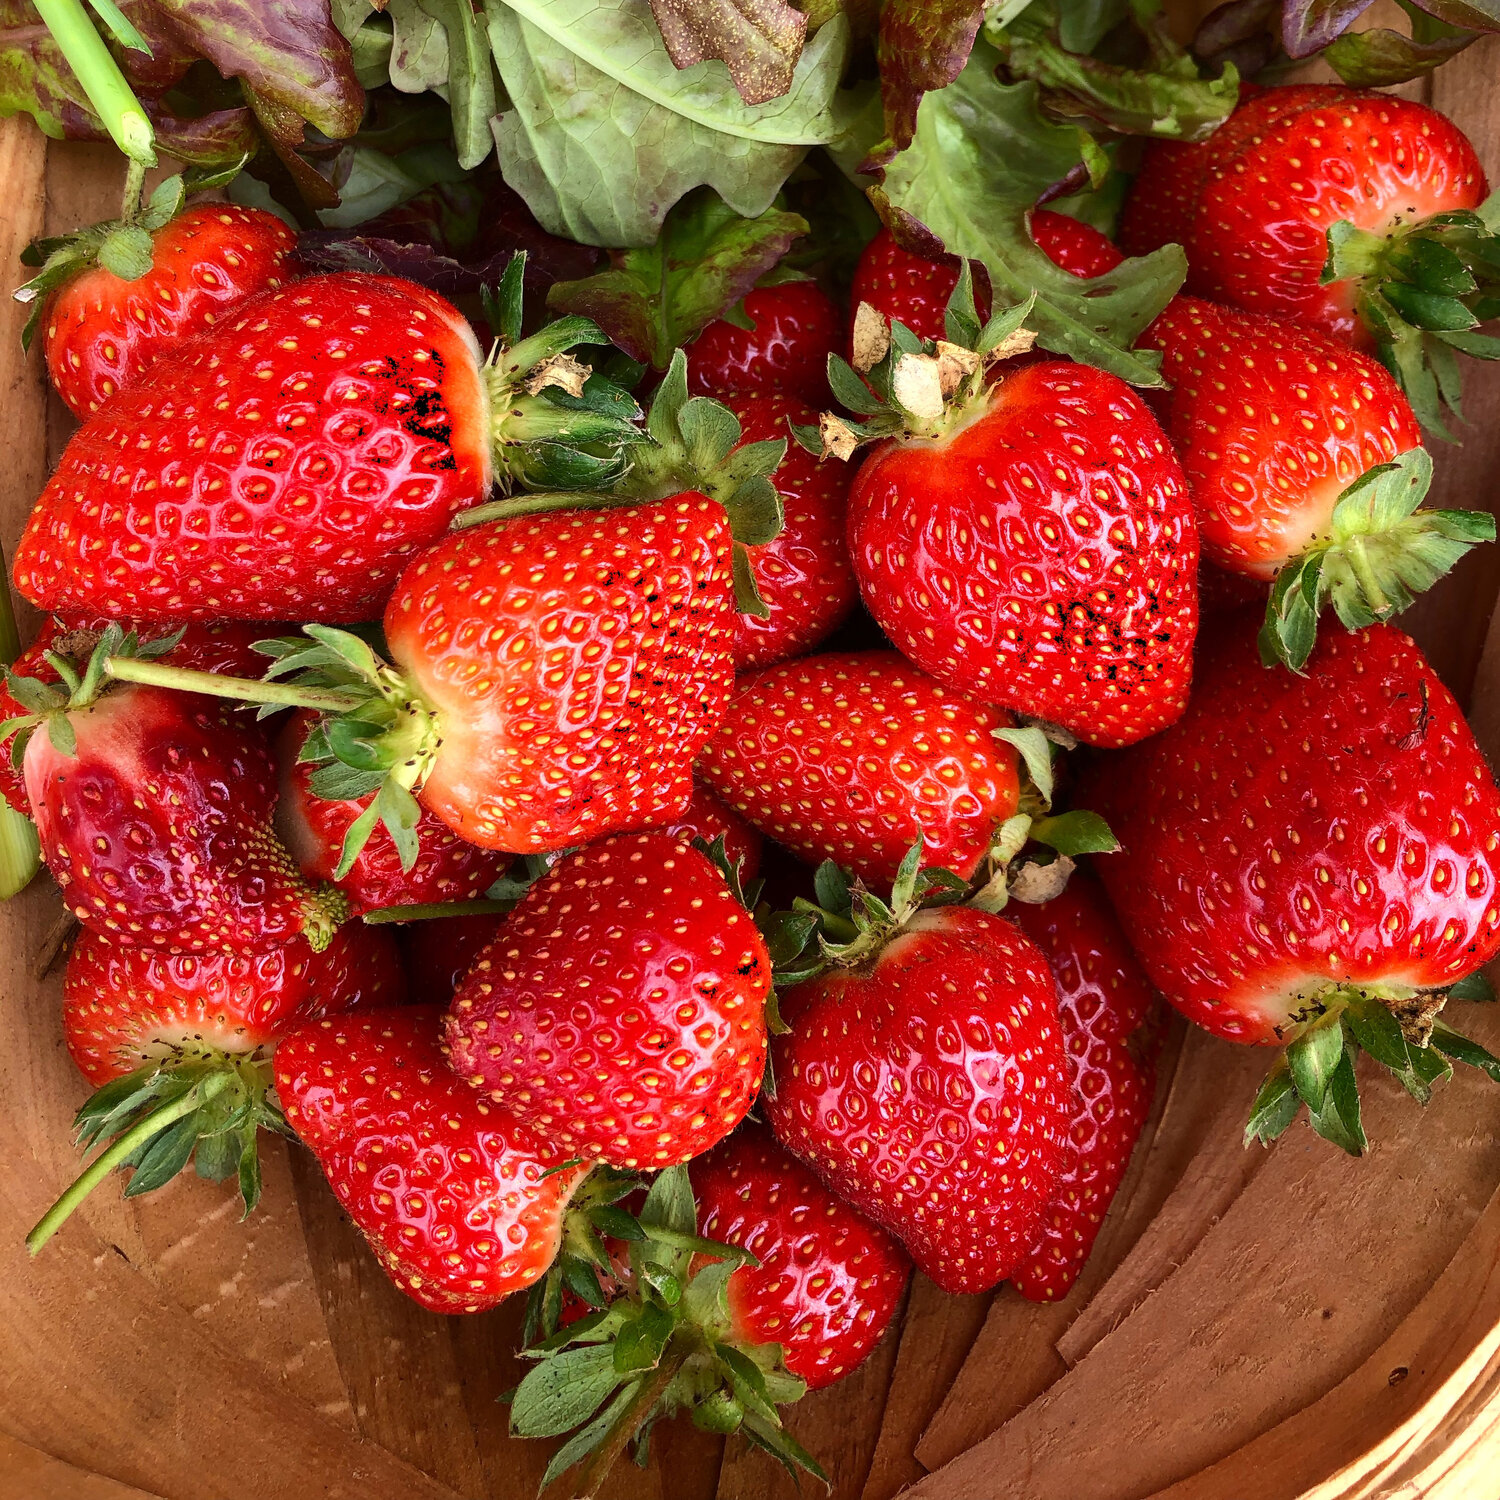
left=1009, top=873, right=1160, bottom=1302
left=1142, top=295, right=1491, bottom=668
left=5, top=627, right=345, bottom=952
left=825, top=289, right=1199, bottom=747
left=848, top=213, right=1123, bottom=345
left=14, top=257, right=643, bottom=622
left=1122, top=84, right=1499, bottom=428
left=22, top=197, right=298, bottom=419
left=275, top=709, right=505, bottom=913
left=687, top=281, right=841, bottom=407
left=1088, top=616, right=1500, bottom=1153
left=764, top=849, right=1070, bottom=1294
left=445, top=832, right=770, bottom=1169
left=26, top=922, right=401, bottom=1254
left=276, top=1005, right=590, bottom=1313
left=656, top=781, right=764, bottom=884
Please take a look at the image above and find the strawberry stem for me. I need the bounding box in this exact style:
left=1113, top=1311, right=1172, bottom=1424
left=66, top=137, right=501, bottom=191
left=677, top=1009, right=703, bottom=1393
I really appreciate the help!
left=26, top=1075, right=225, bottom=1254
left=572, top=1349, right=688, bottom=1499
left=104, top=656, right=365, bottom=712
left=453, top=491, right=616, bottom=531
left=32, top=0, right=155, bottom=165
left=361, top=898, right=514, bottom=925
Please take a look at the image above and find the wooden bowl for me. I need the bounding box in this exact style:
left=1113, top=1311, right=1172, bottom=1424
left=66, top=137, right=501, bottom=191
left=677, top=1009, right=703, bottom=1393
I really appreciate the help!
left=5, top=38, right=1500, bottom=1495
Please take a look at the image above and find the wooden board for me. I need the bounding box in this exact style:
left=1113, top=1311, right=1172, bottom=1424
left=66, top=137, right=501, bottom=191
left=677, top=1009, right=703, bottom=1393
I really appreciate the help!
left=6, top=28, right=1500, bottom=1500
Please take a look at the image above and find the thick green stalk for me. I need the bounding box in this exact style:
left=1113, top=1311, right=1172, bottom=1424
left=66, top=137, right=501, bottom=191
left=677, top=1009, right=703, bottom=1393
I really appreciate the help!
left=104, top=657, right=364, bottom=712
left=32, top=0, right=155, bottom=164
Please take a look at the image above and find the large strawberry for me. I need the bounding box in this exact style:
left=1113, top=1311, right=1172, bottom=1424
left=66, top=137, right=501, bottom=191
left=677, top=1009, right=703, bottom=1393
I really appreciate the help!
left=510, top=1142, right=907, bottom=1492
left=1122, top=84, right=1499, bottom=428
left=21, top=189, right=298, bottom=419
left=1142, top=296, right=1491, bottom=668
left=26, top=923, right=402, bottom=1255
left=14, top=258, right=642, bottom=623
left=445, top=832, right=770, bottom=1169
left=1088, top=616, right=1500, bottom=1153
left=276, top=1005, right=590, bottom=1313
left=1010, top=873, right=1160, bottom=1302
left=825, top=294, right=1198, bottom=747
left=687, top=281, right=841, bottom=407
left=764, top=851, right=1070, bottom=1293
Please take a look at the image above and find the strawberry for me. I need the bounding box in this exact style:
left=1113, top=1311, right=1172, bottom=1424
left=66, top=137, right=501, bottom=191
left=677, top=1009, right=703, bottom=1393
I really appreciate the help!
left=848, top=213, right=1123, bottom=345
left=1087, top=615, right=1500, bottom=1153
left=5, top=628, right=345, bottom=953
left=656, top=781, right=764, bottom=883
left=831, top=333, right=1199, bottom=746
left=275, top=1005, right=590, bottom=1313
left=686, top=281, right=841, bottom=407
left=445, top=832, right=770, bottom=1169
left=1141, top=295, right=1490, bottom=668
left=398, top=911, right=507, bottom=1006
left=13, top=259, right=642, bottom=623
left=1121, top=84, right=1499, bottom=428
left=275, top=709, right=505, bottom=914
left=1009, top=873, right=1160, bottom=1302
left=26, top=922, right=401, bottom=1255
left=24, top=201, right=298, bottom=419
left=764, top=852, right=1070, bottom=1293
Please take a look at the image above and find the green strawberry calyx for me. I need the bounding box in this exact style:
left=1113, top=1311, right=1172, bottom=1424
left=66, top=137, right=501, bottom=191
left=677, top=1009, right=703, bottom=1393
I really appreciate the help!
left=1260, top=447, right=1494, bottom=672
left=27, top=1042, right=287, bottom=1256
left=512, top=1164, right=824, bottom=1497
left=1323, top=191, right=1500, bottom=436
left=1246, top=969, right=1500, bottom=1158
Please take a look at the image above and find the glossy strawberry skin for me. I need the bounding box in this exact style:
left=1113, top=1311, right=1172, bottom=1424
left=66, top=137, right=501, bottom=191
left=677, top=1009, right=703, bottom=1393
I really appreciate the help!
left=399, top=911, right=507, bottom=1006
left=64, top=923, right=404, bottom=1088
left=722, top=392, right=857, bottom=670
left=847, top=360, right=1199, bottom=747
left=848, top=215, right=1123, bottom=345
left=1141, top=296, right=1422, bottom=577
left=690, top=1126, right=911, bottom=1390
left=384, top=496, right=735, bottom=853
left=1122, top=86, right=1488, bottom=345
left=654, top=781, right=764, bottom=883
left=1088, top=618, right=1500, bottom=1044
left=0, top=615, right=280, bottom=817
left=699, top=651, right=1021, bottom=889
left=686, top=282, right=841, bottom=408
left=16, top=274, right=491, bottom=623
left=767, top=905, right=1068, bottom=1294
left=25, top=684, right=337, bottom=953
left=276, top=1006, right=588, bottom=1314
left=44, top=204, right=299, bottom=419
left=276, top=710, right=505, bottom=914
left=1010, top=874, right=1159, bottom=1302
left=445, top=833, right=770, bottom=1169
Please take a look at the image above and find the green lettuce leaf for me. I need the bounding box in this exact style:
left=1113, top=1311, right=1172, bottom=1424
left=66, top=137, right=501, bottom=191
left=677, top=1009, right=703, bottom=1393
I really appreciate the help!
left=874, top=40, right=1183, bottom=384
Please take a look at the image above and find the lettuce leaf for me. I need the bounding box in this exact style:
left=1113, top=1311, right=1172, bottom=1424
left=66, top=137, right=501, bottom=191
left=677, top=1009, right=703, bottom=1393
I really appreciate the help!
left=647, top=0, right=807, bottom=106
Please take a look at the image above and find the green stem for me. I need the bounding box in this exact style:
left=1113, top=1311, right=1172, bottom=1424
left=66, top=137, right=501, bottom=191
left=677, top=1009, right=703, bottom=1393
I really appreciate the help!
left=1340, top=535, right=1391, bottom=616
left=362, top=898, right=513, bottom=925
left=571, top=1349, right=687, bottom=1499
left=104, top=657, right=364, bottom=713
left=120, top=156, right=147, bottom=220
left=26, top=1081, right=215, bottom=1254
left=453, top=491, right=617, bottom=531
left=31, top=0, right=155, bottom=165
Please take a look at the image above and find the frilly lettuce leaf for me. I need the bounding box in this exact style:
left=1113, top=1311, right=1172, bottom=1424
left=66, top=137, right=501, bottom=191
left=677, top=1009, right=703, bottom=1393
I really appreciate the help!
left=869, top=0, right=984, bottom=165
left=647, top=0, right=808, bottom=106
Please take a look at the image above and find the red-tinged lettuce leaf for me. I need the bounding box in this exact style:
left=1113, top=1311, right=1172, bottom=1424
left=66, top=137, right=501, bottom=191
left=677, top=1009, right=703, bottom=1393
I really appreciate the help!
left=648, top=0, right=807, bottom=106
left=875, top=42, right=1184, bottom=386
left=868, top=0, right=983, bottom=167
left=1192, top=0, right=1278, bottom=77
left=1407, top=0, right=1500, bottom=29
left=545, top=187, right=807, bottom=367
left=243, top=83, right=340, bottom=210
left=1324, top=20, right=1475, bottom=82
left=1281, top=0, right=1380, bottom=57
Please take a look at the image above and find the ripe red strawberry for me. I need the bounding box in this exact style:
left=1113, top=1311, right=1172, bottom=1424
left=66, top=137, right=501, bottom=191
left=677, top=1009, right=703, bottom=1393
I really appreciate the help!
left=26, top=922, right=401, bottom=1255
left=687, top=281, right=841, bottom=407
left=699, top=651, right=1022, bottom=889
left=445, top=832, right=770, bottom=1168
left=1088, top=616, right=1500, bottom=1152
left=656, top=781, right=764, bottom=883
left=766, top=886, right=1069, bottom=1294
left=275, top=709, right=505, bottom=913
left=691, top=1125, right=911, bottom=1390
left=13, top=265, right=640, bottom=623
left=1121, top=85, right=1496, bottom=427
left=848, top=214, right=1123, bottom=344
left=276, top=1005, right=589, bottom=1313
left=720, top=392, right=856, bottom=670
left=31, top=203, right=298, bottom=419
left=1009, top=873, right=1160, bottom=1302
left=844, top=358, right=1199, bottom=747
left=399, top=911, right=507, bottom=1006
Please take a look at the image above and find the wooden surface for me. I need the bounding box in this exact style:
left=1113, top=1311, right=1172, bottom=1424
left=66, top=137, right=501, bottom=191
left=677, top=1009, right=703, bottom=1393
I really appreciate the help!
left=7, top=31, right=1500, bottom=1500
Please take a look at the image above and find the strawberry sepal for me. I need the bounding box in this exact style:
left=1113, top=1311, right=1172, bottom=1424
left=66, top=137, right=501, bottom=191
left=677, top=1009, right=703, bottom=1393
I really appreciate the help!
left=1259, top=447, right=1494, bottom=672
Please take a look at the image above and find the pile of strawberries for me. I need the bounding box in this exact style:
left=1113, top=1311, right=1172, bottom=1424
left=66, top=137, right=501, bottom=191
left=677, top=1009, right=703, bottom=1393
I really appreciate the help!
left=12, top=83, right=1500, bottom=1492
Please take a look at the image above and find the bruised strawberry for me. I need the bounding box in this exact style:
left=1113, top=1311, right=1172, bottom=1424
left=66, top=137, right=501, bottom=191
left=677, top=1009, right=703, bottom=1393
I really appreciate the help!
left=687, top=281, right=841, bottom=407
left=276, top=1005, right=589, bottom=1313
